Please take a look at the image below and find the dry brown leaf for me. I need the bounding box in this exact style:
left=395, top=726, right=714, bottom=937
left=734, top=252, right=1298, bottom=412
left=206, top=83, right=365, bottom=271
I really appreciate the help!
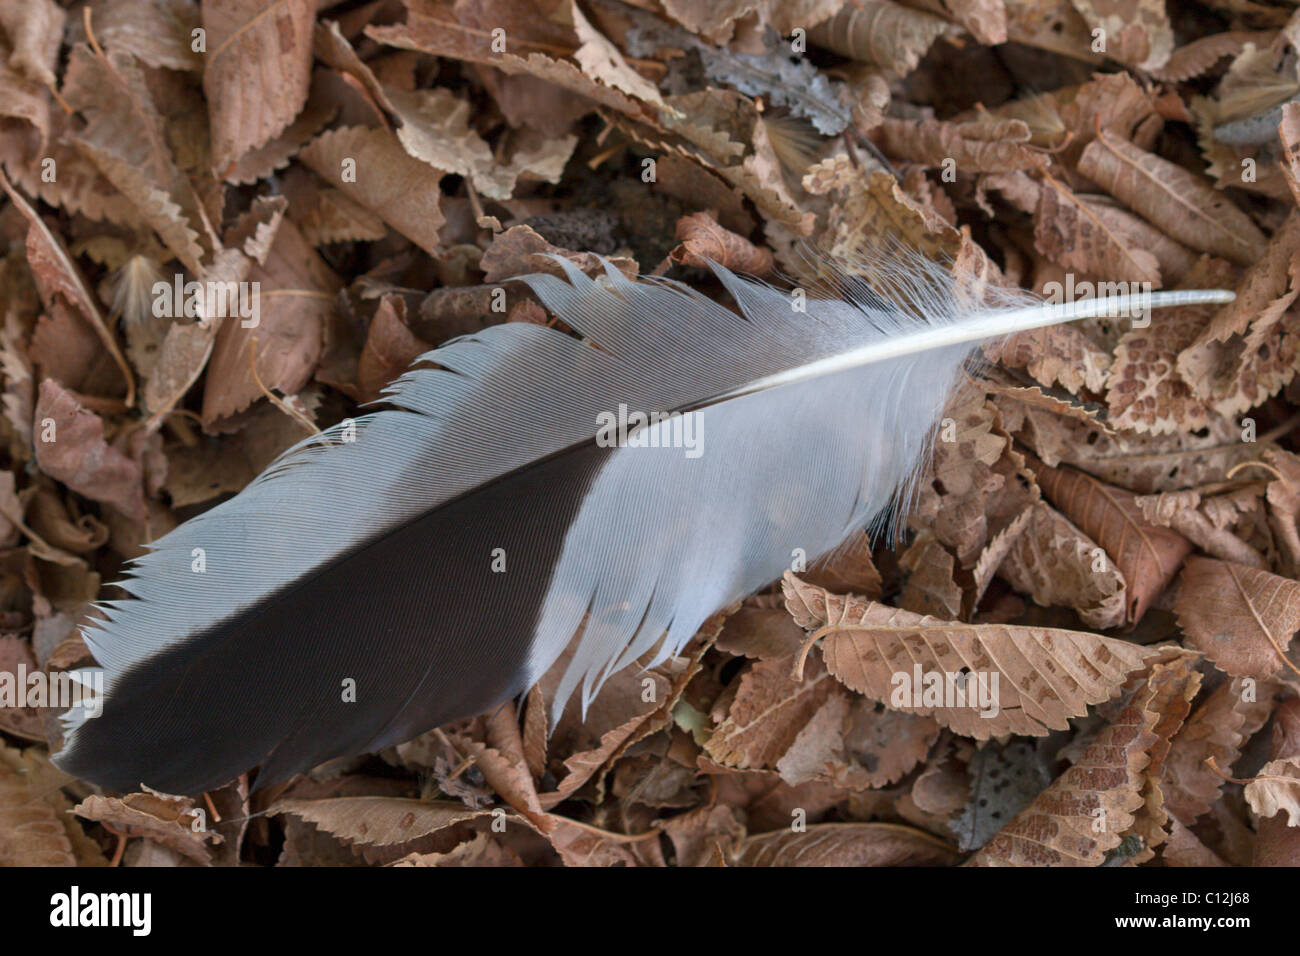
left=367, top=3, right=650, bottom=123
left=1135, top=487, right=1268, bottom=570
left=75, top=788, right=220, bottom=864
left=95, top=0, right=202, bottom=72
left=659, top=803, right=745, bottom=867
left=669, top=212, right=773, bottom=275
left=1077, top=130, right=1267, bottom=267
left=909, top=390, right=1022, bottom=566
left=34, top=379, right=145, bottom=520
left=968, top=655, right=1199, bottom=866
left=392, top=831, right=525, bottom=867
left=1175, top=556, right=1300, bottom=681
left=272, top=796, right=519, bottom=851
left=201, top=215, right=338, bottom=422
left=1004, top=0, right=1104, bottom=65
left=1161, top=816, right=1228, bottom=866
left=1164, top=676, right=1279, bottom=825
left=1243, top=757, right=1300, bottom=826
left=537, top=622, right=716, bottom=807
left=876, top=117, right=1048, bottom=173
left=543, top=815, right=664, bottom=866
left=898, top=532, right=962, bottom=619
left=1068, top=0, right=1172, bottom=70
left=0, top=634, right=45, bottom=740
left=298, top=126, right=446, bottom=257
left=1175, top=236, right=1300, bottom=421
left=1015, top=409, right=1262, bottom=494
left=355, top=295, right=431, bottom=403
left=801, top=530, right=883, bottom=598
left=1034, top=178, right=1160, bottom=285
left=0, top=741, right=74, bottom=865
left=783, top=573, right=1152, bottom=738
left=480, top=224, right=637, bottom=283
left=734, top=822, right=956, bottom=866
left=775, top=688, right=940, bottom=790
left=999, top=500, right=1128, bottom=630
left=1151, top=31, right=1271, bottom=83
left=983, top=322, right=1111, bottom=395
left=807, top=2, right=954, bottom=75
left=715, top=606, right=807, bottom=660
left=1254, top=699, right=1300, bottom=863
left=1030, top=459, right=1192, bottom=623
left=141, top=203, right=277, bottom=420
left=704, top=652, right=838, bottom=769
left=1105, top=264, right=1234, bottom=435
left=202, top=0, right=315, bottom=174
left=61, top=44, right=211, bottom=273
left=0, top=170, right=134, bottom=405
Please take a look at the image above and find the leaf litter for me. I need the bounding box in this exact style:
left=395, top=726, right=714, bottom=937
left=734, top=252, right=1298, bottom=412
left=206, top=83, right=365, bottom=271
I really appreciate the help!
left=0, top=0, right=1299, bottom=868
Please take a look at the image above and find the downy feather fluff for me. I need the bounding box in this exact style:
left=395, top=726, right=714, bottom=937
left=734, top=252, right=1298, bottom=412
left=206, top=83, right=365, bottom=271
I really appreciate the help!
left=52, top=253, right=1233, bottom=795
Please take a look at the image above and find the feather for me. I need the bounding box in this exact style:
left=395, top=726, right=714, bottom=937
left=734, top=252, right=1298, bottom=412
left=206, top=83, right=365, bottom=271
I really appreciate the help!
left=51, top=253, right=1234, bottom=795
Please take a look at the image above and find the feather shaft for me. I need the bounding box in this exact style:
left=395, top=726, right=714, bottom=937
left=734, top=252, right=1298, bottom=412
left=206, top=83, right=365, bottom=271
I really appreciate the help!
left=702, top=289, right=1234, bottom=406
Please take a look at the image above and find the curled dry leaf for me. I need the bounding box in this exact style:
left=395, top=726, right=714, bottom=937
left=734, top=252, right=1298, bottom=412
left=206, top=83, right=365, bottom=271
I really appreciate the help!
left=1077, top=130, right=1266, bottom=267
left=782, top=573, right=1152, bottom=739
left=1033, top=178, right=1160, bottom=286
left=299, top=126, right=446, bottom=257
left=1243, top=758, right=1300, bottom=827
left=807, top=2, right=954, bottom=75
left=74, top=788, right=221, bottom=864
left=1151, top=31, right=1271, bottom=83
left=1254, top=700, right=1300, bottom=863
left=0, top=741, right=74, bottom=865
left=968, top=655, right=1199, bottom=866
left=669, top=212, right=773, bottom=275
left=999, top=500, right=1128, bottom=630
left=775, top=688, right=940, bottom=790
left=1105, top=266, right=1233, bottom=436
left=271, top=796, right=524, bottom=853
left=1069, top=0, right=1173, bottom=71
left=1174, top=556, right=1300, bottom=682
left=704, top=652, right=838, bottom=769
left=201, top=216, right=338, bottom=423
left=1029, top=458, right=1192, bottom=623
left=983, top=322, right=1111, bottom=395
left=1163, top=676, right=1279, bottom=826
left=202, top=0, right=315, bottom=174
left=875, top=117, right=1048, bottom=173
left=33, top=379, right=145, bottom=521
left=898, top=532, right=962, bottom=619
left=1135, top=487, right=1268, bottom=570
left=734, top=822, right=956, bottom=866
